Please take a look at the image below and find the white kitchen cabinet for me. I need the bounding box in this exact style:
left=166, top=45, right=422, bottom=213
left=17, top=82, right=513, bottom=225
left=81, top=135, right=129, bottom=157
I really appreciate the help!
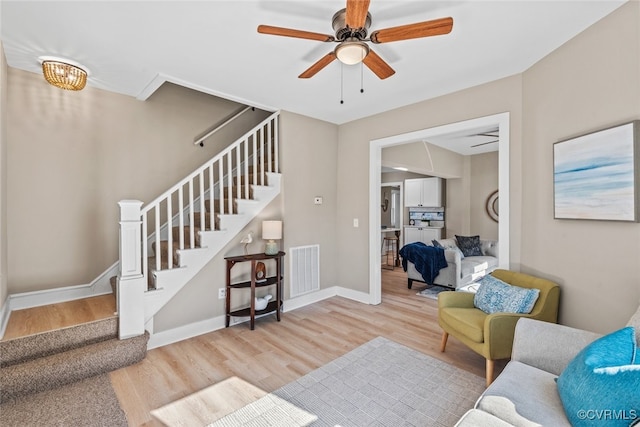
left=404, top=178, right=442, bottom=207
left=404, top=227, right=442, bottom=245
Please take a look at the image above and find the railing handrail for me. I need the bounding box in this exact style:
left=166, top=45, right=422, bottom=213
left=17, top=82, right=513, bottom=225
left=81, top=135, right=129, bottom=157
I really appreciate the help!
left=141, top=111, right=280, bottom=215
left=193, top=106, right=253, bottom=146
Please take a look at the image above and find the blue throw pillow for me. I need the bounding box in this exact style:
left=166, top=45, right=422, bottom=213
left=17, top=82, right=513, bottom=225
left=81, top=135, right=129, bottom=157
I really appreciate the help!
left=473, top=275, right=540, bottom=314
left=556, top=327, right=640, bottom=427
left=455, top=235, right=483, bottom=257
left=432, top=239, right=443, bottom=248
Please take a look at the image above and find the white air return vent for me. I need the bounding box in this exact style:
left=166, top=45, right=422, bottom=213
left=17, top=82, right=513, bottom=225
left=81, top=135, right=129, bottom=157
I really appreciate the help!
left=289, top=245, right=320, bottom=298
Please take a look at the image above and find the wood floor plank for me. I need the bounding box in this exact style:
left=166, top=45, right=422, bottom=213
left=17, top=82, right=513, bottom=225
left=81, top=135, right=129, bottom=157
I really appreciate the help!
left=3, top=269, right=507, bottom=425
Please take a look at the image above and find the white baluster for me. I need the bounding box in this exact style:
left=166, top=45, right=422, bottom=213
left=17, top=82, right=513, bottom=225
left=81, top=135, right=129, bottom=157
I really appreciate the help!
left=155, top=206, right=161, bottom=272
left=178, top=187, right=184, bottom=250
left=208, top=165, right=214, bottom=230
left=267, top=120, right=273, bottom=173
left=167, top=197, right=173, bottom=269
left=274, top=116, right=279, bottom=173
left=189, top=180, right=195, bottom=248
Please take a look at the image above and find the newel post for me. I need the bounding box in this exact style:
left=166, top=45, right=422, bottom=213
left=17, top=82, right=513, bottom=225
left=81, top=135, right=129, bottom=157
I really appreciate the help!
left=117, top=200, right=145, bottom=339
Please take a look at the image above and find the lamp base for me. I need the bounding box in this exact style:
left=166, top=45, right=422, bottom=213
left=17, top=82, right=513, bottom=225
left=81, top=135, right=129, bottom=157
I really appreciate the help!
left=265, top=240, right=278, bottom=255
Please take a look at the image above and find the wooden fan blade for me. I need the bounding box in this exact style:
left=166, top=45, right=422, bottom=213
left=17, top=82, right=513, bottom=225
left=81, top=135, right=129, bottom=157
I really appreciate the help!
left=346, top=0, right=370, bottom=28
left=299, top=52, right=337, bottom=78
left=258, top=25, right=334, bottom=42
left=363, top=50, right=395, bottom=80
left=370, top=17, right=453, bottom=44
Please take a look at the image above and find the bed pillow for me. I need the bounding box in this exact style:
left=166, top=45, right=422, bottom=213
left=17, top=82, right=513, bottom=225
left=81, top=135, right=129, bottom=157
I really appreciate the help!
left=556, top=326, right=640, bottom=427
left=455, top=235, right=483, bottom=257
left=473, top=275, right=540, bottom=314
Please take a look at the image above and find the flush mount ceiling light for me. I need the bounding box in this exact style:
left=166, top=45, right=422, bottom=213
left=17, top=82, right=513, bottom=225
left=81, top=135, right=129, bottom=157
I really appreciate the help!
left=39, top=56, right=89, bottom=91
left=335, top=38, right=370, bottom=65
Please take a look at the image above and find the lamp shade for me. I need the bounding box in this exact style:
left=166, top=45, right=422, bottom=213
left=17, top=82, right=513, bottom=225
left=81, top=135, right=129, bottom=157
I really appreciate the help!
left=263, top=220, right=282, bottom=255
left=262, top=220, right=282, bottom=240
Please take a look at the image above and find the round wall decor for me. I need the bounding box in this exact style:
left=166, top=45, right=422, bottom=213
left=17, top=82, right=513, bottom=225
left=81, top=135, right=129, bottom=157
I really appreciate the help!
left=486, top=190, right=499, bottom=222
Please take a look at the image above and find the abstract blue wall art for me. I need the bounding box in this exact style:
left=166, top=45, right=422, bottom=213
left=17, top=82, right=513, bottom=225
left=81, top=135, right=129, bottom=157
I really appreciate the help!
left=554, top=121, right=639, bottom=221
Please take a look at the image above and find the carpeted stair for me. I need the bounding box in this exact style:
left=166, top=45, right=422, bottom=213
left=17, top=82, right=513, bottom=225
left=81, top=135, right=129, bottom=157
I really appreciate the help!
left=0, top=317, right=148, bottom=403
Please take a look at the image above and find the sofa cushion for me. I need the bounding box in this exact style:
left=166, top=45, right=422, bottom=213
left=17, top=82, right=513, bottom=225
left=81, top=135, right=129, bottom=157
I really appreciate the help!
left=478, top=361, right=571, bottom=427
left=627, top=304, right=640, bottom=344
left=455, top=235, right=483, bottom=257
left=460, top=256, right=498, bottom=277
left=556, top=326, right=640, bottom=427
left=439, top=307, right=486, bottom=343
left=474, top=275, right=540, bottom=314
left=455, top=409, right=513, bottom=427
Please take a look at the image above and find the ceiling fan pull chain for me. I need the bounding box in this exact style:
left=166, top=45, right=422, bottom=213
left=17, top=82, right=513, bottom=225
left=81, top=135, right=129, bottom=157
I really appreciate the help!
left=360, top=61, right=364, bottom=94
left=340, top=63, right=344, bottom=104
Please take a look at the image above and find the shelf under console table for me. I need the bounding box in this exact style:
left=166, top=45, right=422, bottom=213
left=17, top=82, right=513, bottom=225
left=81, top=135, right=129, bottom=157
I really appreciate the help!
left=224, top=251, right=285, bottom=330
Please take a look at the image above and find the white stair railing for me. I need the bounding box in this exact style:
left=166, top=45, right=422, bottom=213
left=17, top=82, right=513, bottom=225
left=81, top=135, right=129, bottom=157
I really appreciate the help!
left=117, top=111, right=279, bottom=339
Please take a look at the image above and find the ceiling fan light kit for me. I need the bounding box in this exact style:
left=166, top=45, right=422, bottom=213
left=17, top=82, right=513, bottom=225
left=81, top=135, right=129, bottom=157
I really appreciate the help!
left=257, top=0, right=453, bottom=80
left=39, top=56, right=89, bottom=91
left=335, top=38, right=370, bottom=65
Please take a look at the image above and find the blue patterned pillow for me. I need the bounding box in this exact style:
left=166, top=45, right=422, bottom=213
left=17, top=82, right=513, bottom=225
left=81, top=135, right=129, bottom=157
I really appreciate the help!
left=431, top=239, right=443, bottom=248
left=455, top=235, right=483, bottom=257
left=473, top=275, right=540, bottom=314
left=556, top=327, right=640, bottom=427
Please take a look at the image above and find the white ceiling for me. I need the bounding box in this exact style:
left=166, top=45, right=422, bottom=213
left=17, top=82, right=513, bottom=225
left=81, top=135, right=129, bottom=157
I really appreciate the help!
left=0, top=1, right=627, bottom=125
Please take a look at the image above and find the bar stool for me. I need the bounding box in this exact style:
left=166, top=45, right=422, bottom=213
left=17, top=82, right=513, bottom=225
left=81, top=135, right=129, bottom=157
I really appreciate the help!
left=382, top=235, right=399, bottom=270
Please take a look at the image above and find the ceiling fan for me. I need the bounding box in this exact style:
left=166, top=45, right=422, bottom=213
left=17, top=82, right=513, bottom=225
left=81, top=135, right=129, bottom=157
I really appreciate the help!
left=257, top=0, right=453, bottom=80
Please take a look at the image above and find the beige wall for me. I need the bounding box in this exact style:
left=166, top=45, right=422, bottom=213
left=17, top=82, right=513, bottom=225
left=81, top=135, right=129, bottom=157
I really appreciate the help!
left=470, top=152, right=499, bottom=240
left=279, top=111, right=339, bottom=289
left=520, top=1, right=640, bottom=331
left=6, top=70, right=270, bottom=293
left=336, top=75, right=523, bottom=293
left=154, top=111, right=339, bottom=332
left=0, top=43, right=7, bottom=308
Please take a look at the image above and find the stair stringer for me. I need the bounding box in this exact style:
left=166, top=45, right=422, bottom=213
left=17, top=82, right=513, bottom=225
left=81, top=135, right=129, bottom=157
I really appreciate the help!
left=143, top=173, right=281, bottom=323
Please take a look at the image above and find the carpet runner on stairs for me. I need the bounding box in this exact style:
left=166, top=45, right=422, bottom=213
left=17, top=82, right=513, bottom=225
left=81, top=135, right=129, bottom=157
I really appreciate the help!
left=0, top=317, right=148, bottom=403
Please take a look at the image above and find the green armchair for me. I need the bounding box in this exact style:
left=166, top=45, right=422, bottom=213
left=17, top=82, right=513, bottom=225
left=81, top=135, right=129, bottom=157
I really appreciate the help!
left=438, top=269, right=560, bottom=386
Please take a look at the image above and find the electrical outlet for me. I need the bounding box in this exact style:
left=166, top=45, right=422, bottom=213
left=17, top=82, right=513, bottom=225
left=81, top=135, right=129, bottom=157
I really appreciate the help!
left=353, top=218, right=359, bottom=227
left=218, top=288, right=226, bottom=299
left=314, top=196, right=323, bottom=205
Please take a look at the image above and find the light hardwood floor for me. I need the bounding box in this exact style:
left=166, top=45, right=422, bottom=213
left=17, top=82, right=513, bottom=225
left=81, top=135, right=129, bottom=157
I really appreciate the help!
left=2, top=269, right=506, bottom=426
left=1, top=294, right=117, bottom=341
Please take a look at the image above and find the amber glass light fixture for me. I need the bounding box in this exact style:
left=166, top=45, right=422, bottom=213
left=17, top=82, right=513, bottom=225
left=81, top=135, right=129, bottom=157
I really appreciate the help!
left=40, top=57, right=89, bottom=91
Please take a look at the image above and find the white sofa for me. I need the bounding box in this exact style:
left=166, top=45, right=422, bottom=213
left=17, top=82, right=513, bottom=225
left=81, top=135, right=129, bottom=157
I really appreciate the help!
left=405, top=238, right=499, bottom=290
left=455, top=305, right=640, bottom=426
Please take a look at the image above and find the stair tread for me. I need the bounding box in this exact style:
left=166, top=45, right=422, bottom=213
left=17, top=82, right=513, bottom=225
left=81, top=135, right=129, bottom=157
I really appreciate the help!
left=0, top=331, right=148, bottom=403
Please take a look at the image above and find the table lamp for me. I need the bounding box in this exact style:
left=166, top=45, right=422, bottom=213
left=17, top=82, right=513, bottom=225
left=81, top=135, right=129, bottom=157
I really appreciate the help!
left=262, top=220, right=282, bottom=255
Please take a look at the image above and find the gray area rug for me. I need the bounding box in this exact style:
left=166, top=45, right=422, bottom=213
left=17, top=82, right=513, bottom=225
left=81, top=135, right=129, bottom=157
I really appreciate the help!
left=209, top=393, right=317, bottom=427
left=416, top=285, right=452, bottom=300
left=271, top=336, right=485, bottom=427
left=0, top=373, right=127, bottom=426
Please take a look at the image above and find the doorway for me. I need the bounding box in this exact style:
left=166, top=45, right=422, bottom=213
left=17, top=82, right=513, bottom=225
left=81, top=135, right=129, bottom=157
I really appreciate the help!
left=368, top=113, right=510, bottom=304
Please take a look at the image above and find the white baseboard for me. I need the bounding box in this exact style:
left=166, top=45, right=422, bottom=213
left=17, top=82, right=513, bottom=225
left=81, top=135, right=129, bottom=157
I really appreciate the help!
left=147, top=285, right=371, bottom=349
left=0, top=262, right=119, bottom=339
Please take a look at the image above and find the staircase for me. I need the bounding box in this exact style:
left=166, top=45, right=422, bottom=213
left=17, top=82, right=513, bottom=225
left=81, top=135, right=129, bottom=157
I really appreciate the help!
left=116, top=111, right=281, bottom=338
left=0, top=317, right=148, bottom=403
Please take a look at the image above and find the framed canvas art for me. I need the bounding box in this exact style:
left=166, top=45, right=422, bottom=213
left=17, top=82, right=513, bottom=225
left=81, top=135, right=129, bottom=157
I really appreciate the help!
left=553, top=121, right=639, bottom=221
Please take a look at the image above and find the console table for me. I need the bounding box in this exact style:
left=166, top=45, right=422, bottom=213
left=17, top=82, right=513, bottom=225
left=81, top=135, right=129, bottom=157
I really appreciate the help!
left=224, top=251, right=284, bottom=330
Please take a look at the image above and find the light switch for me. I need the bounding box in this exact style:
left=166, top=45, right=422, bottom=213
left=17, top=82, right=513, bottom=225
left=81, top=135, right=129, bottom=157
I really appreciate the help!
left=353, top=218, right=359, bottom=227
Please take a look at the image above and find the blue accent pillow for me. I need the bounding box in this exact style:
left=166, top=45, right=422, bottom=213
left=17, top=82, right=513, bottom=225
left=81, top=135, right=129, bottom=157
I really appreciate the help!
left=556, top=327, right=640, bottom=427
left=455, top=235, right=483, bottom=257
left=473, top=275, right=540, bottom=314
left=431, top=239, right=443, bottom=248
